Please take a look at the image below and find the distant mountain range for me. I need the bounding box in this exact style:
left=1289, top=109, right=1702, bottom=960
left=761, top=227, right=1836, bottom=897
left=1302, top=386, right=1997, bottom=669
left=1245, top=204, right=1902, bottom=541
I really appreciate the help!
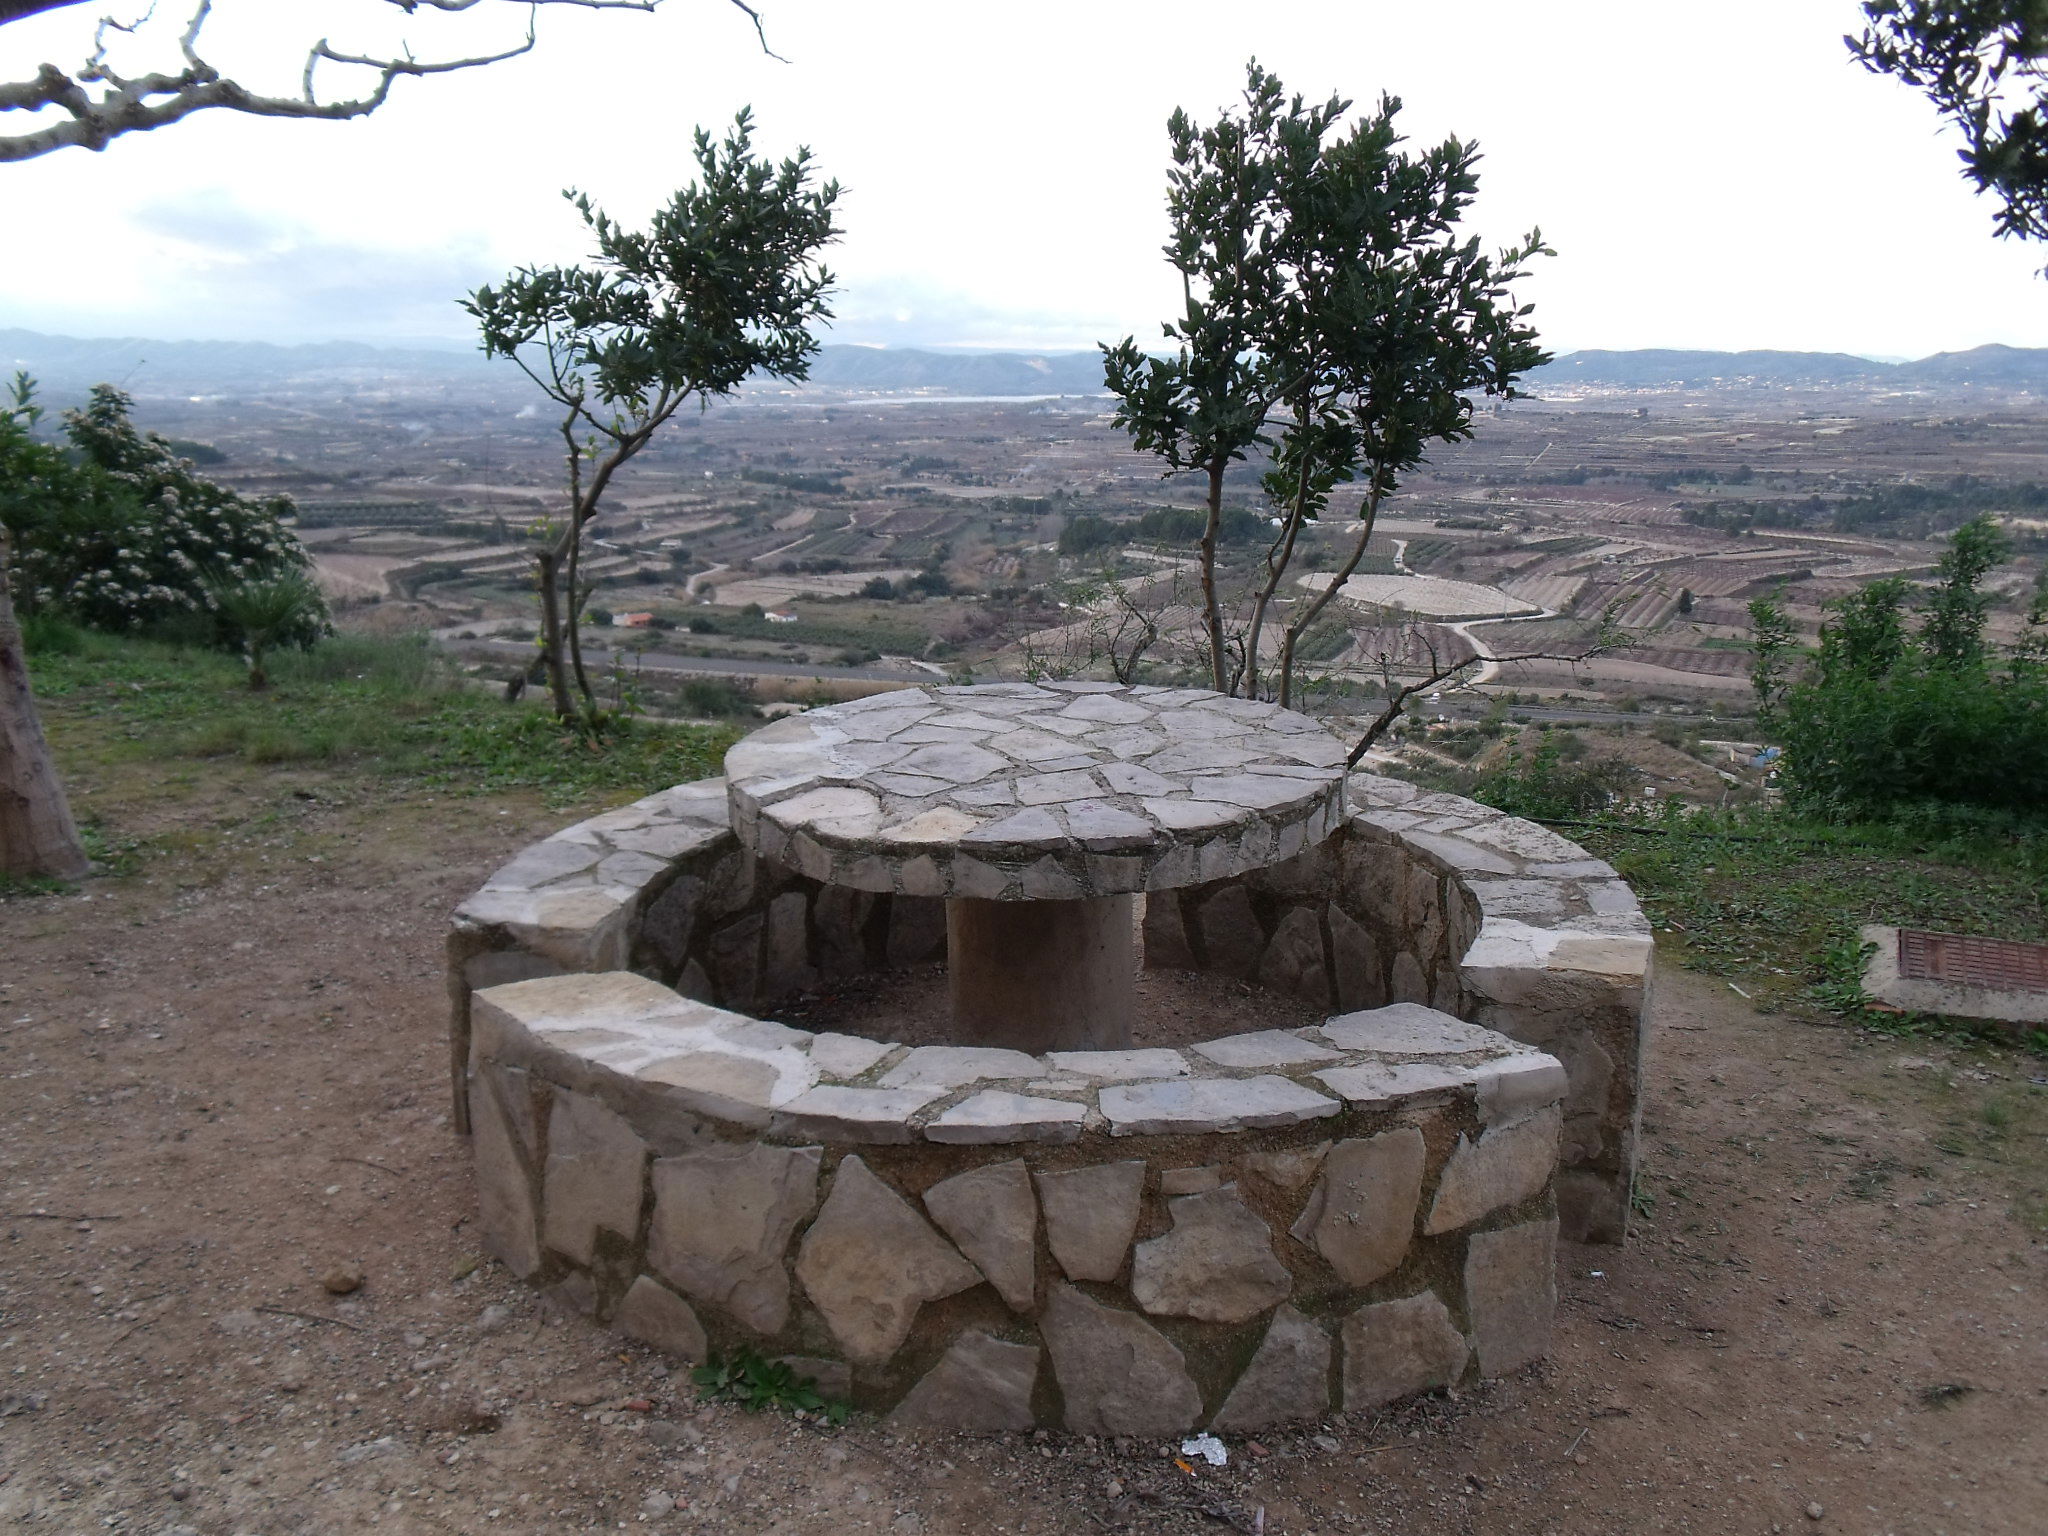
left=5, top=327, right=2047, bottom=398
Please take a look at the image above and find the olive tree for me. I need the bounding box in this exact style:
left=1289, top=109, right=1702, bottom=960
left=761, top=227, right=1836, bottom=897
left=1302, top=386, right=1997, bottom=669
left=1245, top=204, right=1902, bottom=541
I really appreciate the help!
left=1104, top=62, right=1551, bottom=711
left=464, top=108, right=838, bottom=727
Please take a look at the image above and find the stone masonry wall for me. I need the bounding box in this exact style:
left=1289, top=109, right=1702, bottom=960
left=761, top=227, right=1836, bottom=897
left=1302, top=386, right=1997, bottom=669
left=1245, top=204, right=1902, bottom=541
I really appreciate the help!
left=448, top=772, right=1650, bottom=1243
left=468, top=971, right=1566, bottom=1433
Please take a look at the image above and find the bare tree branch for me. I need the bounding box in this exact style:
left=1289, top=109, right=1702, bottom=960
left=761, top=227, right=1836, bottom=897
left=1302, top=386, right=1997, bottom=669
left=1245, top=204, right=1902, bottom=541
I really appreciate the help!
left=1, top=0, right=778, bottom=162
left=1342, top=619, right=1627, bottom=770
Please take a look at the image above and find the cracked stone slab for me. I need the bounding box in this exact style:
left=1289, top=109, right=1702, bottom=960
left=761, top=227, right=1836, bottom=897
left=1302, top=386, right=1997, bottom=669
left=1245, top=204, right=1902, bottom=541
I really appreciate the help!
left=796, top=1157, right=981, bottom=1361
left=1318, top=1003, right=1503, bottom=1055
left=1190, top=1030, right=1342, bottom=1070
left=1045, top=1048, right=1189, bottom=1081
left=879, top=1046, right=1042, bottom=1091
left=724, top=684, right=1346, bottom=898
left=769, top=1085, right=947, bottom=1144
left=1099, top=1075, right=1340, bottom=1136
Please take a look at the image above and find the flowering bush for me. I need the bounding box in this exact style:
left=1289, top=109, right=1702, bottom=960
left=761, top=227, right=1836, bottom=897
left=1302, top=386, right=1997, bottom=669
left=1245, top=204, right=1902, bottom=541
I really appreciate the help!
left=1, top=378, right=328, bottom=646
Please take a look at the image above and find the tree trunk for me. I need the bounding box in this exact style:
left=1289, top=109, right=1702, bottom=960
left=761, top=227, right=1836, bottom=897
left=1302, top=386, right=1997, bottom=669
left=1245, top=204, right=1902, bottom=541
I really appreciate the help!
left=0, top=528, right=90, bottom=881
left=1199, top=460, right=1229, bottom=693
left=533, top=544, right=576, bottom=722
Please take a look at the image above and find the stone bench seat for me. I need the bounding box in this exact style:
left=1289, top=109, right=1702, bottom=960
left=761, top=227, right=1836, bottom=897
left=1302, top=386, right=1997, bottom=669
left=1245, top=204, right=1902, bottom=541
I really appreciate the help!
left=468, top=977, right=1567, bottom=1432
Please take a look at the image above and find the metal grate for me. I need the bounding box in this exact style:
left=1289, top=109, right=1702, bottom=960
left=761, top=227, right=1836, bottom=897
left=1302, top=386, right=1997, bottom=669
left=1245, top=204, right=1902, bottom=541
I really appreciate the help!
left=1897, top=929, right=2048, bottom=994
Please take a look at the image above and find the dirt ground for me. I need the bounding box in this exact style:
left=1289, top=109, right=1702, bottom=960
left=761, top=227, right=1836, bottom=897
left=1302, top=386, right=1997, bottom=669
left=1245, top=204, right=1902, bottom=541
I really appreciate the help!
left=2, top=761, right=2044, bottom=1535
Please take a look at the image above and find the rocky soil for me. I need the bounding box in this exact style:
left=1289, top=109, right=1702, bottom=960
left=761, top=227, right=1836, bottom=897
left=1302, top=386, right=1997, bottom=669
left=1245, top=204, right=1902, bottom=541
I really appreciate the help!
left=1, top=763, right=2042, bottom=1534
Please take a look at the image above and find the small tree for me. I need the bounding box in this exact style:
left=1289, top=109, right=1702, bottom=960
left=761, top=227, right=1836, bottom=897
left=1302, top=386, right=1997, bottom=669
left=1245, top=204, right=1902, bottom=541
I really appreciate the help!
left=205, top=569, right=327, bottom=690
left=464, top=109, right=839, bottom=728
left=1104, top=62, right=1549, bottom=711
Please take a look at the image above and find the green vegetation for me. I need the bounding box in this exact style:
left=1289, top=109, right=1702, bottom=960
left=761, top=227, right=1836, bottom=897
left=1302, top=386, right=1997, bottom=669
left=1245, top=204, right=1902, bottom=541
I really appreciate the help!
left=692, top=1349, right=850, bottom=1424
left=1763, top=519, right=2048, bottom=823
left=1575, top=806, right=2047, bottom=1048
left=464, top=110, right=840, bottom=728
left=1473, top=731, right=1634, bottom=819
left=2, top=377, right=324, bottom=640
left=25, top=629, right=738, bottom=809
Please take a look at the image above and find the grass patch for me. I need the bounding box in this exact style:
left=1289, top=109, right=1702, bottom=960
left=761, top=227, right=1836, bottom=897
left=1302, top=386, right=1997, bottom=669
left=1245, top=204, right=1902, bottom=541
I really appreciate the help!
left=28, top=630, right=741, bottom=808
left=1570, top=807, right=2048, bottom=1049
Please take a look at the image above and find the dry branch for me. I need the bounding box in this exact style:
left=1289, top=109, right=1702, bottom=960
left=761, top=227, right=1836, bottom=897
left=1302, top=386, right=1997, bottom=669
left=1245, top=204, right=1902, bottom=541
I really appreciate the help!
left=0, top=0, right=776, bottom=161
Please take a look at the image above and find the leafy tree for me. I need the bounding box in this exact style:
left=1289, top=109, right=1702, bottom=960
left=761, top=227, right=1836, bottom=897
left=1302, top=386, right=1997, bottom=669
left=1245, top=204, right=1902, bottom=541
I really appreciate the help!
left=0, top=0, right=776, bottom=162
left=1769, top=517, right=2048, bottom=819
left=1, top=380, right=325, bottom=640
left=1850, top=2, right=2048, bottom=248
left=464, top=109, right=839, bottom=728
left=1103, top=61, right=1549, bottom=706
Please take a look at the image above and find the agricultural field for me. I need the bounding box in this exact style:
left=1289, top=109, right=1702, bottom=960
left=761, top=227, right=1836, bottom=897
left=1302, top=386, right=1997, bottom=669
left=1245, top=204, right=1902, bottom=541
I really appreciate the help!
left=89, top=364, right=2048, bottom=732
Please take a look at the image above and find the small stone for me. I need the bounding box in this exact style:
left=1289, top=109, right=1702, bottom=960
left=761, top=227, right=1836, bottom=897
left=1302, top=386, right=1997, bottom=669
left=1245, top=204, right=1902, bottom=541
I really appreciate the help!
left=615, top=1276, right=708, bottom=1363
left=1242, top=1142, right=1329, bottom=1192
left=322, top=1265, right=365, bottom=1296
left=642, top=1492, right=676, bottom=1517
left=1311, top=1433, right=1341, bottom=1454
left=1342, top=1292, right=1470, bottom=1411
left=1036, top=1161, right=1146, bottom=1282
left=778, top=1356, right=852, bottom=1401
left=1158, top=1165, right=1223, bottom=1196
left=888, top=1331, right=1040, bottom=1432
left=923, top=1160, right=1039, bottom=1312
left=1131, top=1186, right=1290, bottom=1324
left=796, top=1157, right=980, bottom=1360
left=1039, top=1284, right=1201, bottom=1437
left=1806, top=1503, right=1825, bottom=1521
left=1210, top=1304, right=1331, bottom=1431
left=1290, top=1129, right=1425, bottom=1287
left=561, top=1379, right=609, bottom=1407
left=475, top=1304, right=512, bottom=1334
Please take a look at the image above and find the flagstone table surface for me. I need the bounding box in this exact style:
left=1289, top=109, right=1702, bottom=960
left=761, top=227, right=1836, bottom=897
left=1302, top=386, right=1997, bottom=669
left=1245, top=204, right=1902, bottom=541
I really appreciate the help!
left=722, top=682, right=1354, bottom=1050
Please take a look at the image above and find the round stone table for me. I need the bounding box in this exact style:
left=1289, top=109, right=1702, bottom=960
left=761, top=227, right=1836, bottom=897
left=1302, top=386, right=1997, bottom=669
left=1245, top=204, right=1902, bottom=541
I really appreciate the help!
left=723, top=682, right=1351, bottom=1051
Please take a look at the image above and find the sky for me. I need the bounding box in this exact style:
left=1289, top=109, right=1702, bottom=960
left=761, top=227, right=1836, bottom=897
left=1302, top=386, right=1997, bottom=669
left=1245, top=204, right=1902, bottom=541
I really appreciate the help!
left=2, top=0, right=2044, bottom=359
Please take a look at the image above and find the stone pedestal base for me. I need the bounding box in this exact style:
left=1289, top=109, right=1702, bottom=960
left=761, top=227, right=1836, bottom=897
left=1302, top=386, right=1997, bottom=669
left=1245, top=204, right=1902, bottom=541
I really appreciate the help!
left=946, top=895, right=1135, bottom=1052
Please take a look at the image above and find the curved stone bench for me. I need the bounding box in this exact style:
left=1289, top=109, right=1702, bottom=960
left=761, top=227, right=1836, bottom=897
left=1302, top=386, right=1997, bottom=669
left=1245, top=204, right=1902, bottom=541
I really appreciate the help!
left=469, top=967, right=1566, bottom=1432
left=448, top=772, right=1651, bottom=1243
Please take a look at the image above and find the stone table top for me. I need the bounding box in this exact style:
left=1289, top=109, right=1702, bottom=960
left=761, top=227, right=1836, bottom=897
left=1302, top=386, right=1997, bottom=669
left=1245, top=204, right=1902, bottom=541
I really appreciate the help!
left=722, top=682, right=1350, bottom=900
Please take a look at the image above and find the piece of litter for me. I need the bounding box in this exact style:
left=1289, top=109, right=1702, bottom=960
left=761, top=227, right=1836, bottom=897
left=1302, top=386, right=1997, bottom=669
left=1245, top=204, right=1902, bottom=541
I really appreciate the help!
left=1179, top=1433, right=1228, bottom=1467
left=1589, top=1270, right=1605, bottom=1278
left=1728, top=981, right=1750, bottom=999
